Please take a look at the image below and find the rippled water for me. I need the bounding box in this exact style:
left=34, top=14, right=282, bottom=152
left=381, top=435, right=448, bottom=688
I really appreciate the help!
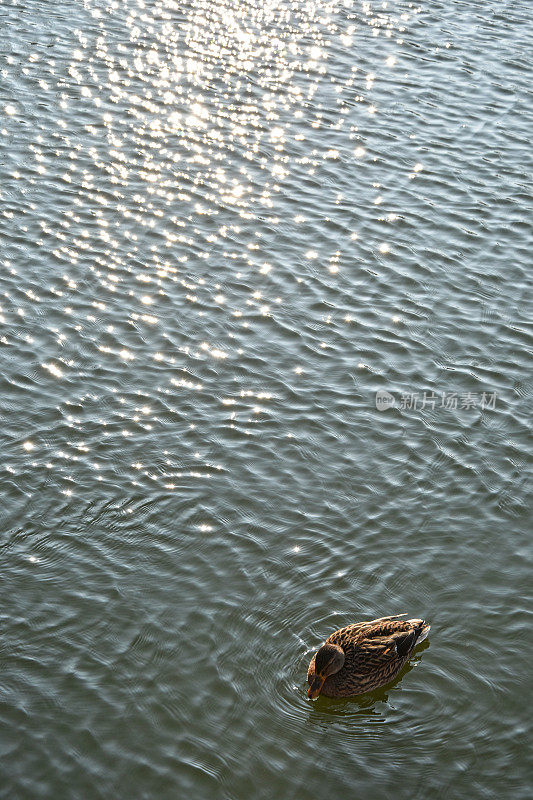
left=1, top=0, right=531, bottom=797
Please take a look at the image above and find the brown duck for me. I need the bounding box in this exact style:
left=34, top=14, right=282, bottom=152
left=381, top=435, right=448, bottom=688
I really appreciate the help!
left=307, top=614, right=430, bottom=699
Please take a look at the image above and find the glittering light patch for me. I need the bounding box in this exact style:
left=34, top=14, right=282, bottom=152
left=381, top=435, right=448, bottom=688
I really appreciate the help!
left=210, top=348, right=227, bottom=359
left=42, top=362, right=63, bottom=378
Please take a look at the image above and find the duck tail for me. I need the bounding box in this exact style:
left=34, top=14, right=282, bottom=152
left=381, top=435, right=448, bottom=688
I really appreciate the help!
left=408, top=619, right=431, bottom=644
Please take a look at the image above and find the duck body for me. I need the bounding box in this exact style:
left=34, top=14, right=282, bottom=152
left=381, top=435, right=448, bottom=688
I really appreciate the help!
left=307, top=614, right=430, bottom=699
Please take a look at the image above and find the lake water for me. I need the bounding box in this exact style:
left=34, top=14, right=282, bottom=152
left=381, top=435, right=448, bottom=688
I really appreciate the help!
left=1, top=0, right=531, bottom=798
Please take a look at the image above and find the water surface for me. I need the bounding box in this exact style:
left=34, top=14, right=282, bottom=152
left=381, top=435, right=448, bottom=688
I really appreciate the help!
left=1, top=0, right=531, bottom=798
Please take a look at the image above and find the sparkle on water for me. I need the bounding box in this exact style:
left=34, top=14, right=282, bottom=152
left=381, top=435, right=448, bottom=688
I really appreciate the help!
left=1, top=0, right=531, bottom=798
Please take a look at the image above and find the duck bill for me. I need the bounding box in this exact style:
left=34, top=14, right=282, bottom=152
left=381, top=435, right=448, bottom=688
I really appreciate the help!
left=307, top=675, right=325, bottom=699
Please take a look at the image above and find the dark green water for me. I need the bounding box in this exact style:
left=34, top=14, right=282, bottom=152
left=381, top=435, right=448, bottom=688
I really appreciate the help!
left=1, top=0, right=531, bottom=798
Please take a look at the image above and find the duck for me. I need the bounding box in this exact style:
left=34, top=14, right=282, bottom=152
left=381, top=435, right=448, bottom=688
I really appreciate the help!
left=307, top=613, right=430, bottom=699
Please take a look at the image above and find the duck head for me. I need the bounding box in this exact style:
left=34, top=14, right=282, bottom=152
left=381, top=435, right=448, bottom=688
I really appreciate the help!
left=307, top=643, right=345, bottom=699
